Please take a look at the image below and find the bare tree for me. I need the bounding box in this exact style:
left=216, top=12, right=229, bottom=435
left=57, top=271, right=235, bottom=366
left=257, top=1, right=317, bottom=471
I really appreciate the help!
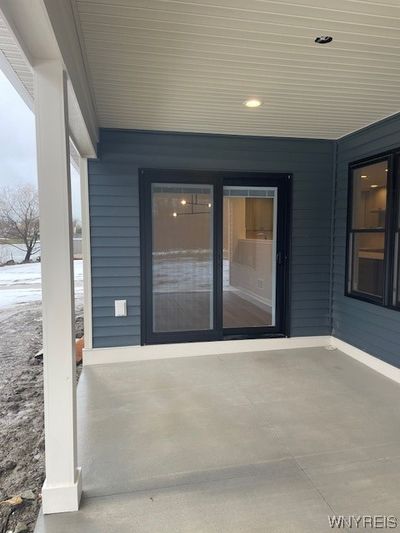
left=0, top=184, right=40, bottom=263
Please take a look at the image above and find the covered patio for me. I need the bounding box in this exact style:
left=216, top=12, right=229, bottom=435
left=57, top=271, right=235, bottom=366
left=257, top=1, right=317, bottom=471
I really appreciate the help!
left=35, top=346, right=400, bottom=532
left=1, top=1, right=400, bottom=530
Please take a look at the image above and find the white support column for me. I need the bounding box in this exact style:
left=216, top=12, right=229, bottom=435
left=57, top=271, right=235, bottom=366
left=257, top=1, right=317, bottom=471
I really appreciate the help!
left=80, top=157, right=93, bottom=350
left=34, top=59, right=82, bottom=514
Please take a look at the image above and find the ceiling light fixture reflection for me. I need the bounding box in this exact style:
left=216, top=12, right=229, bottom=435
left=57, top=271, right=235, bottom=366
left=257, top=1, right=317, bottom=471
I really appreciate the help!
left=361, top=175, right=368, bottom=179
left=370, top=184, right=379, bottom=188
left=244, top=98, right=262, bottom=108
left=173, top=194, right=212, bottom=217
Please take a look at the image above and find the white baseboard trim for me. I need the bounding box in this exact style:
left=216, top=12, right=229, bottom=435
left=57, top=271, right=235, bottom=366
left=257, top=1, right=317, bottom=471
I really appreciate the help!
left=83, top=336, right=331, bottom=366
left=226, top=286, right=272, bottom=311
left=41, top=467, right=82, bottom=514
left=330, top=337, right=400, bottom=385
left=84, top=336, right=400, bottom=386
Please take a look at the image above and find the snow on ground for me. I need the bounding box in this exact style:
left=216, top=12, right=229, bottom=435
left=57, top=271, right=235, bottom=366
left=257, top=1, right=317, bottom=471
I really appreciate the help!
left=0, top=260, right=83, bottom=310
left=154, top=256, right=230, bottom=292
left=0, top=243, right=40, bottom=264
left=0, top=254, right=228, bottom=312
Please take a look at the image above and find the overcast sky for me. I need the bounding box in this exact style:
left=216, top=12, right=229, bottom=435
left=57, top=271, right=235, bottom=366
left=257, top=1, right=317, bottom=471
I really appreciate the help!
left=0, top=69, right=81, bottom=220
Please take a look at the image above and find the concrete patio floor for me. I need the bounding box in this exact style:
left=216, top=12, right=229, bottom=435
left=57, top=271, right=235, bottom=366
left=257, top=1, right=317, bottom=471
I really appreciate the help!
left=35, top=347, right=400, bottom=532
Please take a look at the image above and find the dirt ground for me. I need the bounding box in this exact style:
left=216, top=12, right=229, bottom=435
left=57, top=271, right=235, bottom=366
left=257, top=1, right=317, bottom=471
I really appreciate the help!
left=0, top=302, right=83, bottom=533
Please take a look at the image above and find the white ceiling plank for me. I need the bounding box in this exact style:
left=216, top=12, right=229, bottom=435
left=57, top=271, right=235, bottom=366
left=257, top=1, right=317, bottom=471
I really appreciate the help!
left=77, top=1, right=400, bottom=29
left=76, top=6, right=400, bottom=40
left=74, top=0, right=400, bottom=138
left=80, top=22, right=400, bottom=55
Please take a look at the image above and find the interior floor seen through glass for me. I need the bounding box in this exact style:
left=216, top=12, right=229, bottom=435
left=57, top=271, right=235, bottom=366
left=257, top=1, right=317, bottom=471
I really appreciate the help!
left=223, top=186, right=277, bottom=329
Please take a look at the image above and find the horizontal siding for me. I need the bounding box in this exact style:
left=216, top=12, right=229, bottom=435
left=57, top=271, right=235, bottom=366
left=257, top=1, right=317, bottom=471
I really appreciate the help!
left=333, top=113, right=400, bottom=367
left=89, top=129, right=334, bottom=348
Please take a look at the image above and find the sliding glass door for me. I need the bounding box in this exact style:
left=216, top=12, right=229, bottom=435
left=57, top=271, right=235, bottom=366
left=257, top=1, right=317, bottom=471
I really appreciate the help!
left=140, top=170, right=290, bottom=345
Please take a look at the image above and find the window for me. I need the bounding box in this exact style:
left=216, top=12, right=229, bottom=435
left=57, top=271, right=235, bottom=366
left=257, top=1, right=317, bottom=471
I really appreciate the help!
left=346, top=153, right=400, bottom=309
left=393, top=154, right=400, bottom=308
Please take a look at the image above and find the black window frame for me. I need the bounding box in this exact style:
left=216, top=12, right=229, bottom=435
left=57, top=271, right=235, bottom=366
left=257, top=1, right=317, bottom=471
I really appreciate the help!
left=345, top=151, right=400, bottom=309
left=391, top=152, right=400, bottom=309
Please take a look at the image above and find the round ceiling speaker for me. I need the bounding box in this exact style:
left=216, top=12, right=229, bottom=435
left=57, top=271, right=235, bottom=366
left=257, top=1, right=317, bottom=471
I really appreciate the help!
left=315, top=36, right=333, bottom=44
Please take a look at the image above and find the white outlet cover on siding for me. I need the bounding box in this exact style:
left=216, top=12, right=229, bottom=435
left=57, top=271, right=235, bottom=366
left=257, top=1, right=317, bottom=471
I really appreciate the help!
left=115, top=300, right=127, bottom=317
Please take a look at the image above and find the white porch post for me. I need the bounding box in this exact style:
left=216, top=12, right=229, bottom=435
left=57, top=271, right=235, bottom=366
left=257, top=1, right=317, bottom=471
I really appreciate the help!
left=34, top=59, right=82, bottom=514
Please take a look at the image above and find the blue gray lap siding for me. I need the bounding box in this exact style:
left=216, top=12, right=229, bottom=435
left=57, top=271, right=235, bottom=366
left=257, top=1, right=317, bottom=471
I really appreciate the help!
left=332, top=113, right=400, bottom=367
left=89, top=129, right=335, bottom=348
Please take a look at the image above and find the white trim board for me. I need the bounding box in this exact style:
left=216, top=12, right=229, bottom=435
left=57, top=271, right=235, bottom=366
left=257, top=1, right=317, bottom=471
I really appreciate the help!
left=225, top=286, right=272, bottom=312
left=330, top=337, right=400, bottom=385
left=80, top=157, right=93, bottom=350
left=41, top=467, right=82, bottom=514
left=83, top=336, right=331, bottom=365
left=84, top=335, right=400, bottom=387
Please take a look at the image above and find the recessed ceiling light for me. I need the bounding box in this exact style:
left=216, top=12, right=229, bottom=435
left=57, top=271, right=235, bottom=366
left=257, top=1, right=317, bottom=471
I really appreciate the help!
left=172, top=212, right=178, bottom=217
left=180, top=199, right=187, bottom=205
left=208, top=203, right=212, bottom=208
left=370, top=184, right=378, bottom=188
left=244, top=98, right=262, bottom=108
left=361, top=175, right=368, bottom=179
left=386, top=168, right=388, bottom=172
left=315, top=36, right=333, bottom=44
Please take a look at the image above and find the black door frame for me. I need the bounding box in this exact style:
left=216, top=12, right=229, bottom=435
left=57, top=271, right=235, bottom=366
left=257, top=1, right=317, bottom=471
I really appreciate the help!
left=139, top=169, right=292, bottom=345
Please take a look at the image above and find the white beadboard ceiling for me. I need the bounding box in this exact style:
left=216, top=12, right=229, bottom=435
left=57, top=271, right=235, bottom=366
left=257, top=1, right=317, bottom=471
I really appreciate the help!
left=73, top=0, right=400, bottom=139
left=0, top=12, right=81, bottom=167
left=0, top=14, right=33, bottom=104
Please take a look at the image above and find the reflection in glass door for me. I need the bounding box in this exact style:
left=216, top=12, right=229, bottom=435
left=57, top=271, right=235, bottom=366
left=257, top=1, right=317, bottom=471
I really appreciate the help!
left=151, top=183, right=214, bottom=333
left=140, top=170, right=290, bottom=345
left=223, top=187, right=277, bottom=329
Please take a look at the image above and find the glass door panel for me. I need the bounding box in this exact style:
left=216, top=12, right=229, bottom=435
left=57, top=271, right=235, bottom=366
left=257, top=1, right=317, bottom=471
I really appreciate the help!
left=352, top=232, right=385, bottom=298
left=223, top=186, right=277, bottom=329
left=151, top=183, right=214, bottom=333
